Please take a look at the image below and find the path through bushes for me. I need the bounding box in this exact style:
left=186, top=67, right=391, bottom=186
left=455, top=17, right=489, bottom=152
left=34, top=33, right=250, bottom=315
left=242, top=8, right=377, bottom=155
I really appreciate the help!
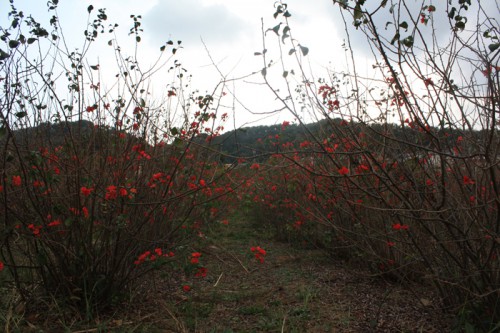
left=117, top=215, right=453, bottom=332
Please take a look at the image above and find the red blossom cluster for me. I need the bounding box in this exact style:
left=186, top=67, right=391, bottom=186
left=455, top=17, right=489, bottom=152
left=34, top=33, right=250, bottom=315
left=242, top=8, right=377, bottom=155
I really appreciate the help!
left=134, top=248, right=174, bottom=265
left=392, top=223, right=409, bottom=231
left=250, top=246, right=267, bottom=263
left=12, top=175, right=21, bottom=187
left=190, top=252, right=202, bottom=264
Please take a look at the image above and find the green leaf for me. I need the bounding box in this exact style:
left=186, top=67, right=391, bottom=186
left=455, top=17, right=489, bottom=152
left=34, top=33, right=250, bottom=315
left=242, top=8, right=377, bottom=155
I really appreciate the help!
left=299, top=45, right=309, bottom=56
left=489, top=43, right=500, bottom=52
left=170, top=127, right=179, bottom=136
left=282, top=33, right=289, bottom=44
left=353, top=4, right=363, bottom=20
left=390, top=32, right=400, bottom=45
left=402, top=36, right=414, bottom=48
left=172, top=48, right=177, bottom=54
left=136, top=36, right=141, bottom=42
left=140, top=98, right=146, bottom=107
left=282, top=26, right=290, bottom=43
left=15, top=112, right=27, bottom=118
left=8, top=40, right=19, bottom=48
left=288, top=48, right=296, bottom=55
left=160, top=45, right=166, bottom=51
left=455, top=21, right=465, bottom=31
left=283, top=10, right=291, bottom=18
left=27, top=38, right=37, bottom=44
left=87, top=5, right=94, bottom=13
left=254, top=52, right=262, bottom=56
left=90, top=65, right=99, bottom=70
left=448, top=7, right=456, bottom=19
left=0, top=49, right=9, bottom=61
left=272, top=23, right=281, bottom=36
left=261, top=67, right=267, bottom=77
left=399, top=21, right=408, bottom=30
left=283, top=71, right=288, bottom=78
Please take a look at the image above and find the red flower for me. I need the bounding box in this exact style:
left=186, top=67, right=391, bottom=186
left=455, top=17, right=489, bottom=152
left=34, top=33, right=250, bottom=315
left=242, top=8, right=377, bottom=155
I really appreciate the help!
left=182, top=285, right=191, bottom=292
left=191, top=252, right=202, bottom=264
left=105, top=185, right=118, bottom=200
left=80, top=186, right=93, bottom=196
left=48, top=219, right=61, bottom=227
left=195, top=267, right=208, bottom=278
left=250, top=246, right=267, bottom=263
left=33, top=180, right=44, bottom=188
left=12, top=175, right=21, bottom=187
left=86, top=106, right=96, bottom=112
left=0, top=261, right=4, bottom=271
left=463, top=175, right=475, bottom=185
left=338, top=166, right=349, bottom=176
left=392, top=223, right=409, bottom=230
left=27, top=223, right=42, bottom=236
left=119, top=188, right=128, bottom=197
left=250, top=163, right=260, bottom=170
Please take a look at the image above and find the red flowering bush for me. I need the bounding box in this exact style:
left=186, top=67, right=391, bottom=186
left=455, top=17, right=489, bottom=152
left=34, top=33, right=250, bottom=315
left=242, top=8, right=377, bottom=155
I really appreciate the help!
left=249, top=1, right=499, bottom=328
left=0, top=2, right=234, bottom=315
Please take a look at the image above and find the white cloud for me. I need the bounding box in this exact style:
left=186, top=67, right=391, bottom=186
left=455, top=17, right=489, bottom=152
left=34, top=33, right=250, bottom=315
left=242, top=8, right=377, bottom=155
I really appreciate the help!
left=144, top=0, right=248, bottom=47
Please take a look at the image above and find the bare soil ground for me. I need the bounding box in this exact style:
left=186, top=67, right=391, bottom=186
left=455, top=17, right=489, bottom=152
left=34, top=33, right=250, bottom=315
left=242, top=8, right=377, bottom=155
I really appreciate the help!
left=124, top=217, right=454, bottom=332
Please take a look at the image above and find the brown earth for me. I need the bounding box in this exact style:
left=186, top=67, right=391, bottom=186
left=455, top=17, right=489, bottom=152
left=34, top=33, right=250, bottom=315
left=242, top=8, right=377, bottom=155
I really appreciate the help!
left=122, top=217, right=454, bottom=332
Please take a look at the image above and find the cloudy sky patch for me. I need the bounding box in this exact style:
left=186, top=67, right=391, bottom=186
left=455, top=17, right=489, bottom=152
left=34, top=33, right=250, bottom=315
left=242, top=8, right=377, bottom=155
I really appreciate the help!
left=145, top=0, right=248, bottom=47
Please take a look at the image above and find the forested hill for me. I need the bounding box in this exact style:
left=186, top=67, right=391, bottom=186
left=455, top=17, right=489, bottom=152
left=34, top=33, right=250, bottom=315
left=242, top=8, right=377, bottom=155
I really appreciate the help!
left=197, top=118, right=469, bottom=163
left=5, top=118, right=472, bottom=163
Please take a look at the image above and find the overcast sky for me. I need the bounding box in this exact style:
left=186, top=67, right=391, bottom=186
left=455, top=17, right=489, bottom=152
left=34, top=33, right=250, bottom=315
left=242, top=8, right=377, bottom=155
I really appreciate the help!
left=1, top=0, right=360, bottom=128
left=5, top=1, right=490, bottom=130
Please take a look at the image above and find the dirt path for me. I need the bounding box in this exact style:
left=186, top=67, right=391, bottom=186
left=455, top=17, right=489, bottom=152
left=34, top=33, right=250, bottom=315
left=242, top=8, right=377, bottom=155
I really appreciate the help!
left=126, top=216, right=453, bottom=332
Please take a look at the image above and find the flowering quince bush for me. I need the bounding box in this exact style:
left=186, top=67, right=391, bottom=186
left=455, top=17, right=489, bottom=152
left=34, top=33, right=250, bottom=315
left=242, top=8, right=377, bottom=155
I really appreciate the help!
left=248, top=1, right=499, bottom=328
left=0, top=2, right=236, bottom=315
